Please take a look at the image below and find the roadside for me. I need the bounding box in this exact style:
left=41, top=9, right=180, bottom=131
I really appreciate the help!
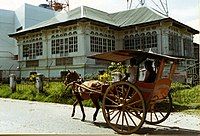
left=0, top=98, right=200, bottom=135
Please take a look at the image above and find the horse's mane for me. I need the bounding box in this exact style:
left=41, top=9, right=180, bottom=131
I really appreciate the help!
left=64, top=70, right=83, bottom=85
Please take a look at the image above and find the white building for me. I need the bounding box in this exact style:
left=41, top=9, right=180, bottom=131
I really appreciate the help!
left=7, top=5, right=199, bottom=80
left=0, top=4, right=55, bottom=80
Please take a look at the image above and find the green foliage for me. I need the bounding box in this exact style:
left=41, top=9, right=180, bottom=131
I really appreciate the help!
left=0, top=82, right=74, bottom=105
left=0, top=85, right=12, bottom=98
left=29, top=74, right=37, bottom=83
left=98, top=62, right=127, bottom=83
left=108, top=62, right=126, bottom=73
left=1, top=80, right=200, bottom=111
left=171, top=82, right=191, bottom=92
left=172, top=85, right=200, bottom=105
left=43, top=82, right=72, bottom=104
left=98, top=72, right=112, bottom=83
left=171, top=82, right=200, bottom=110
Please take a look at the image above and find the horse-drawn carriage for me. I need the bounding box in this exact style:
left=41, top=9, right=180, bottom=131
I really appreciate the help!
left=65, top=50, right=183, bottom=134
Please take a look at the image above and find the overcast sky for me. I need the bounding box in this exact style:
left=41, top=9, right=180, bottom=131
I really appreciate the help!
left=0, top=0, right=199, bottom=43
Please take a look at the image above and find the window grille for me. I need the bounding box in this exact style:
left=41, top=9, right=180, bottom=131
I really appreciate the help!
left=51, top=31, right=78, bottom=55
left=90, top=31, right=115, bottom=53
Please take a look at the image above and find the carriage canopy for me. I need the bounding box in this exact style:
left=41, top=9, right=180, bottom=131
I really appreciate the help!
left=88, top=50, right=184, bottom=63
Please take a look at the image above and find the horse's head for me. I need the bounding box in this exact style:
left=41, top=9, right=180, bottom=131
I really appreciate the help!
left=64, top=70, right=81, bottom=85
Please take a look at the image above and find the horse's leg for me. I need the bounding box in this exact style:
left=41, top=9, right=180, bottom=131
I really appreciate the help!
left=105, top=99, right=110, bottom=120
left=90, top=94, right=100, bottom=122
left=71, top=100, right=78, bottom=117
left=75, top=92, right=85, bottom=121
left=78, top=100, right=85, bottom=121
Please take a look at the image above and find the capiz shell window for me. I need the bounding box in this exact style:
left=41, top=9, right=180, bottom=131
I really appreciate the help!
left=51, top=31, right=78, bottom=55
left=90, top=31, right=115, bottom=53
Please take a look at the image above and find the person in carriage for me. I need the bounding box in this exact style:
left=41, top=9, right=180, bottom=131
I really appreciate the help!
left=143, top=59, right=156, bottom=83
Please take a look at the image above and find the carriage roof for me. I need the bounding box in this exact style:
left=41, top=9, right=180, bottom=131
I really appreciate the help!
left=88, top=50, right=184, bottom=63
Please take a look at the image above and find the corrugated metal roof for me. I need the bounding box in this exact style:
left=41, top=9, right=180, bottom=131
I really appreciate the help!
left=10, top=6, right=199, bottom=36
left=110, top=7, right=165, bottom=27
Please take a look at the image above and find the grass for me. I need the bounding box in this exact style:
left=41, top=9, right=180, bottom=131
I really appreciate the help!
left=171, top=84, right=200, bottom=106
left=0, top=82, right=200, bottom=114
left=0, top=82, right=75, bottom=105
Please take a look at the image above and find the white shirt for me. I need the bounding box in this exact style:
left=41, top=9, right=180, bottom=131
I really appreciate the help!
left=127, top=66, right=137, bottom=83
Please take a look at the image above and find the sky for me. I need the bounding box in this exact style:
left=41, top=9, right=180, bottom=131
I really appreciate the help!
left=0, top=0, right=199, bottom=43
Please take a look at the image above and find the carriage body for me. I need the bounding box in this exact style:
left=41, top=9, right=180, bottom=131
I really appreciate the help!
left=88, top=50, right=183, bottom=134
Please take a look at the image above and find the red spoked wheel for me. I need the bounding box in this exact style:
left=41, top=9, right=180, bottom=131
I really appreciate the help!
left=102, top=81, right=146, bottom=134
left=145, top=93, right=172, bottom=125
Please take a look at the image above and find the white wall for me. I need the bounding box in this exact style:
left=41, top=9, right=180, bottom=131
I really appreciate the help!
left=0, top=9, right=16, bottom=52
left=15, top=4, right=55, bottom=30
left=24, top=4, right=55, bottom=29
left=0, top=4, right=56, bottom=77
left=0, top=9, right=18, bottom=72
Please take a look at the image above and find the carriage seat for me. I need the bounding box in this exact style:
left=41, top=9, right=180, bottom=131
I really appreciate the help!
left=135, top=78, right=172, bottom=101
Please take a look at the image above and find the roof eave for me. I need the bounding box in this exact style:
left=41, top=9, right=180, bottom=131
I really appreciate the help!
left=9, top=19, right=80, bottom=37
left=166, top=18, right=199, bottom=34
left=9, top=16, right=199, bottom=37
left=120, top=18, right=199, bottom=35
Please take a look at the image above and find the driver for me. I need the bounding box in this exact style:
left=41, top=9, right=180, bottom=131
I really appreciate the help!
left=144, top=60, right=156, bottom=83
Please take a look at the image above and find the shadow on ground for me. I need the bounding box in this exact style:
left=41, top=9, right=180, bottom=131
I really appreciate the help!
left=73, top=118, right=200, bottom=135
left=137, top=125, right=200, bottom=135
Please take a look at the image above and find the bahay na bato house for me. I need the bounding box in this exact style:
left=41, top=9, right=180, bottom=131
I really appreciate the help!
left=6, top=4, right=199, bottom=82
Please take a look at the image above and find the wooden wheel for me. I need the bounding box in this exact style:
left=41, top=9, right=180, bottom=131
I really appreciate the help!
left=102, top=81, right=146, bottom=134
left=145, top=93, right=172, bottom=125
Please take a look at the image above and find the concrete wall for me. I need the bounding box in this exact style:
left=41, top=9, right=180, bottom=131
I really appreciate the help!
left=0, top=4, right=56, bottom=79
left=0, top=9, right=18, bottom=73
left=15, top=4, right=55, bottom=30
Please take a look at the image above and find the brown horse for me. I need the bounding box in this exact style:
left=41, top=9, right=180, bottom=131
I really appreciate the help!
left=64, top=70, right=104, bottom=122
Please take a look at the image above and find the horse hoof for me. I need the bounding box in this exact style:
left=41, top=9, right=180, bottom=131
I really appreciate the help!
left=81, top=118, right=85, bottom=121
left=71, top=114, right=74, bottom=117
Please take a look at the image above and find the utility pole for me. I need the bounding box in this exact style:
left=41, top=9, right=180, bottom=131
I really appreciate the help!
left=126, top=0, right=168, bottom=16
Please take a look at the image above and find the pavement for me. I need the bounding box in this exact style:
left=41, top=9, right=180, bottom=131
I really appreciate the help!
left=0, top=98, right=200, bottom=135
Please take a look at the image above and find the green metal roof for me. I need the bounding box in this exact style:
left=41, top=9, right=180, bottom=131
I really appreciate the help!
left=109, top=7, right=165, bottom=27
left=10, top=6, right=199, bottom=36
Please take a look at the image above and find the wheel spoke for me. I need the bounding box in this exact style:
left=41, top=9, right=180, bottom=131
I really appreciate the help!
left=102, top=82, right=146, bottom=134
left=124, top=86, right=130, bottom=100
left=125, top=110, right=137, bottom=126
left=126, top=106, right=143, bottom=120
left=110, top=111, right=120, bottom=122
left=107, top=109, right=117, bottom=116
left=153, top=111, right=159, bottom=121
left=105, top=96, right=118, bottom=105
left=116, top=111, right=122, bottom=125
left=121, top=111, right=125, bottom=132
left=145, top=94, right=172, bottom=125
left=105, top=104, right=118, bottom=108
left=127, top=105, right=143, bottom=112
left=124, top=112, right=130, bottom=131
left=127, top=99, right=142, bottom=106
left=122, top=85, right=124, bottom=96
left=154, top=106, right=165, bottom=118
left=116, top=86, right=121, bottom=103
left=126, top=91, right=138, bottom=103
